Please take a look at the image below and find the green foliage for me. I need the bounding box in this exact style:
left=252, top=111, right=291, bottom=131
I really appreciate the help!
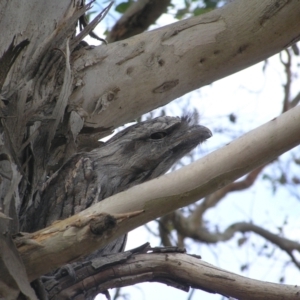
left=115, top=0, right=133, bottom=13
left=175, top=0, right=220, bottom=19
left=193, top=6, right=213, bottom=16
left=204, top=0, right=219, bottom=8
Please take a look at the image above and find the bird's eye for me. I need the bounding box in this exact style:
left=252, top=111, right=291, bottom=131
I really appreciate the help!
left=150, top=132, right=167, bottom=140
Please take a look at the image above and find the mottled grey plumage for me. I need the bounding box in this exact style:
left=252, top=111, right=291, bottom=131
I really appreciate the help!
left=21, top=116, right=211, bottom=256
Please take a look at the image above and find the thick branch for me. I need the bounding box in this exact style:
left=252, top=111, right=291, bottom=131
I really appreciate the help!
left=46, top=252, right=300, bottom=300
left=70, top=0, right=300, bottom=133
left=17, top=104, right=300, bottom=280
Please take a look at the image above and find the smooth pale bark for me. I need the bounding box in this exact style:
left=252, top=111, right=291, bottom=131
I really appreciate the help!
left=70, top=0, right=300, bottom=132
left=18, top=104, right=300, bottom=280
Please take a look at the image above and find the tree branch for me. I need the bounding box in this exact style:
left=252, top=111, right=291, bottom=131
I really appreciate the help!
left=16, top=104, right=300, bottom=280
left=170, top=215, right=300, bottom=266
left=43, top=251, right=300, bottom=300
left=70, top=0, right=300, bottom=134
left=280, top=49, right=292, bottom=113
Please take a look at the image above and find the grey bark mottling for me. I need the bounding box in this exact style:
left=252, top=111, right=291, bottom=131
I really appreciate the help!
left=19, top=115, right=211, bottom=298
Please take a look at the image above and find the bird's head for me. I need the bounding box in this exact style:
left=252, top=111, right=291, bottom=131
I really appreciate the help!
left=95, top=116, right=212, bottom=182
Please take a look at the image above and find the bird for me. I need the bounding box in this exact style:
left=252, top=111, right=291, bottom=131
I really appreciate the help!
left=20, top=115, right=212, bottom=298
left=21, top=115, right=211, bottom=233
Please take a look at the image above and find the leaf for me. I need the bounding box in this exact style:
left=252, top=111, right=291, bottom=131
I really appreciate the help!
left=115, top=1, right=132, bottom=13
left=240, top=263, right=249, bottom=272
left=278, top=173, right=287, bottom=185
left=193, top=7, right=213, bottom=16
left=175, top=8, right=189, bottom=20
left=237, top=237, right=248, bottom=247
left=204, top=0, right=218, bottom=9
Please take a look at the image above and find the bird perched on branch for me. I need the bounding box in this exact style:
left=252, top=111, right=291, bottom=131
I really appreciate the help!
left=21, top=115, right=212, bottom=263
left=20, top=115, right=211, bottom=299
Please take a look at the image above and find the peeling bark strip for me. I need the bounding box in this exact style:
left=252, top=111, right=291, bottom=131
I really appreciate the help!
left=153, top=80, right=179, bottom=93
left=74, top=1, right=113, bottom=46
left=0, top=37, right=29, bottom=89
left=46, top=40, right=73, bottom=152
